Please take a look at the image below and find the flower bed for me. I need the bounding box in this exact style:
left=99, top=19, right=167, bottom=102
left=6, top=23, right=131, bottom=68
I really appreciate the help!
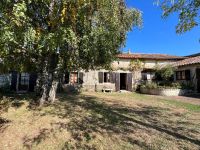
left=140, top=82, right=194, bottom=96
left=140, top=87, right=190, bottom=96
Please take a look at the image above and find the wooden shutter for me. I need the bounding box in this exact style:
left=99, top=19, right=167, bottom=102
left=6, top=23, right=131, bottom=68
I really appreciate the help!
left=115, top=73, right=120, bottom=91
left=65, top=72, right=70, bottom=84
left=11, top=71, right=18, bottom=91
left=78, top=72, right=84, bottom=84
left=176, top=72, right=178, bottom=80
left=111, top=72, right=116, bottom=83
left=29, top=73, right=37, bottom=92
left=185, top=70, right=191, bottom=81
left=127, top=73, right=133, bottom=91
left=98, top=72, right=103, bottom=83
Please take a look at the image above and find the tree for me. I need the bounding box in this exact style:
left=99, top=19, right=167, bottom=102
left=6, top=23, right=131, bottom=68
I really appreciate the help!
left=158, top=0, right=200, bottom=33
left=0, top=0, right=142, bottom=105
left=155, top=64, right=174, bottom=81
left=129, top=59, right=144, bottom=71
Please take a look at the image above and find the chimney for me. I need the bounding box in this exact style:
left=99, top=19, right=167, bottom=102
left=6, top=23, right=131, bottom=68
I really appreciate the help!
left=128, top=49, right=131, bottom=54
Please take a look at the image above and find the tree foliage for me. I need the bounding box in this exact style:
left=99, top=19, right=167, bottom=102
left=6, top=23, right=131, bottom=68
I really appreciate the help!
left=129, top=59, right=144, bottom=71
left=0, top=0, right=141, bottom=103
left=158, top=0, right=200, bottom=34
left=155, top=64, right=174, bottom=81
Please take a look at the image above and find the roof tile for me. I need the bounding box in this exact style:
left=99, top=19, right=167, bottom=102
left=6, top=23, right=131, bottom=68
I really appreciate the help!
left=174, top=56, right=200, bottom=67
left=117, top=53, right=185, bottom=60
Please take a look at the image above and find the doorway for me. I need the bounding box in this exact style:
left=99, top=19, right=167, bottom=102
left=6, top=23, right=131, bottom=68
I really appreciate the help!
left=196, top=69, right=200, bottom=93
left=120, top=73, right=127, bottom=90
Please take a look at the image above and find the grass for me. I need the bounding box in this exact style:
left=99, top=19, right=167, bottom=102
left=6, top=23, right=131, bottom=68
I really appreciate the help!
left=160, top=98, right=200, bottom=112
left=0, top=92, right=200, bottom=150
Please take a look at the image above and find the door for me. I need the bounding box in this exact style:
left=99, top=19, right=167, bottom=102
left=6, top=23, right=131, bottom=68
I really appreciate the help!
left=196, top=69, right=200, bottom=93
left=126, top=73, right=133, bottom=91
left=120, top=73, right=127, bottom=90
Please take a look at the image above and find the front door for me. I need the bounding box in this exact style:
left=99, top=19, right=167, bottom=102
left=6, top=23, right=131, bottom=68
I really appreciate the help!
left=120, top=73, right=127, bottom=90
left=196, top=69, right=200, bottom=93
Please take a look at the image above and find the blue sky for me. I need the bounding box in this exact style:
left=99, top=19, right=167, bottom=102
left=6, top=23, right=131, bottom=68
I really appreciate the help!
left=124, top=0, right=200, bottom=56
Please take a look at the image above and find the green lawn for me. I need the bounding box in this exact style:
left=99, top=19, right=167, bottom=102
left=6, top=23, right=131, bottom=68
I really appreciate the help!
left=0, top=92, right=200, bottom=150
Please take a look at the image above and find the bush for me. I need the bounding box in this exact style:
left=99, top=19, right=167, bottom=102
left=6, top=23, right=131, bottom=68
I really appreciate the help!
left=141, top=82, right=158, bottom=89
left=180, top=82, right=195, bottom=90
left=141, top=81, right=194, bottom=90
left=155, top=65, right=174, bottom=81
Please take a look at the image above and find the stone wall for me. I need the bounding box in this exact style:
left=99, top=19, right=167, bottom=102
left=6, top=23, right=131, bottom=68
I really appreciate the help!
left=175, top=64, right=200, bottom=92
left=62, top=58, right=176, bottom=92
left=140, top=87, right=191, bottom=96
left=112, top=59, right=175, bottom=70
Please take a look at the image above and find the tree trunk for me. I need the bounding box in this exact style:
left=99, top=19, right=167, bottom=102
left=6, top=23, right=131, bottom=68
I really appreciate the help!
left=38, top=58, right=50, bottom=105
left=48, top=80, right=59, bottom=103
left=39, top=81, right=49, bottom=106
left=38, top=55, right=60, bottom=105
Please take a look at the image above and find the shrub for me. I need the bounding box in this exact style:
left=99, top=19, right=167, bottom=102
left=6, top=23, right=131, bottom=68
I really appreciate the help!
left=141, top=81, right=195, bottom=90
left=180, top=82, right=195, bottom=90
left=155, top=65, right=174, bottom=81
left=141, top=82, right=158, bottom=89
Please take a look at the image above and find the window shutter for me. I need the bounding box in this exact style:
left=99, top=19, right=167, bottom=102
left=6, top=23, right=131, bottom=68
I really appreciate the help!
left=11, top=71, right=18, bottom=91
left=115, top=73, right=120, bottom=91
left=29, top=73, right=37, bottom=92
left=78, top=72, right=84, bottom=84
left=65, top=72, right=70, bottom=84
left=98, top=72, right=103, bottom=83
left=127, top=73, right=133, bottom=91
left=111, top=72, right=116, bottom=83
left=176, top=72, right=179, bottom=80
left=185, top=70, right=191, bottom=80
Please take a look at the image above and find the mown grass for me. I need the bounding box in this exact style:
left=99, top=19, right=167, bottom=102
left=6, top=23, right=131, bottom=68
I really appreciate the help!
left=97, top=92, right=200, bottom=112
left=0, top=92, right=200, bottom=150
left=159, top=98, right=200, bottom=112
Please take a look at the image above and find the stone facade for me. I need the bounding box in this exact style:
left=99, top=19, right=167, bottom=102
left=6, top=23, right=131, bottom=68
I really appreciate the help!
left=63, top=57, right=179, bottom=92
left=174, top=64, right=200, bottom=93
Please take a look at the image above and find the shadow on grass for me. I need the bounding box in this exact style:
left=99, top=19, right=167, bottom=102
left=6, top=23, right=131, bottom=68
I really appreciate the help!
left=0, top=117, right=11, bottom=133
left=1, top=92, right=199, bottom=149
left=23, top=128, right=52, bottom=150
left=42, top=93, right=200, bottom=149
left=0, top=93, right=39, bottom=112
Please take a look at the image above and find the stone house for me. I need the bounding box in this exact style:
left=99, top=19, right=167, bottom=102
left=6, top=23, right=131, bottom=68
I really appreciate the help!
left=0, top=53, right=186, bottom=93
left=63, top=53, right=184, bottom=92
left=173, top=55, right=200, bottom=93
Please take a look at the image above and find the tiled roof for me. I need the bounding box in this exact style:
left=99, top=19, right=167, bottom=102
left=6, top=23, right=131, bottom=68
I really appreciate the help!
left=186, top=53, right=200, bottom=57
left=117, top=53, right=185, bottom=60
left=174, top=56, right=200, bottom=67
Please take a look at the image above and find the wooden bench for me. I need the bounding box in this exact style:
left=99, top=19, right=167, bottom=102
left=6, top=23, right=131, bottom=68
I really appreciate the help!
left=102, top=88, right=113, bottom=93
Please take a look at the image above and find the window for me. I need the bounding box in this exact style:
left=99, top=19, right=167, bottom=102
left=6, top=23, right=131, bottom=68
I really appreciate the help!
left=142, top=73, right=147, bottom=80
left=64, top=72, right=83, bottom=84
left=70, top=72, right=78, bottom=84
left=142, top=72, right=155, bottom=81
left=0, top=74, right=10, bottom=87
left=99, top=72, right=114, bottom=83
left=176, top=70, right=190, bottom=80
left=20, top=73, right=29, bottom=85
left=104, top=72, right=111, bottom=83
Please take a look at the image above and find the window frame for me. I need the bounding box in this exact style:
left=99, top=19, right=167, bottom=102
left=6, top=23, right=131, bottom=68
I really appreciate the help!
left=103, top=72, right=111, bottom=83
left=64, top=72, right=83, bottom=84
left=20, top=73, right=29, bottom=86
left=176, top=70, right=190, bottom=81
